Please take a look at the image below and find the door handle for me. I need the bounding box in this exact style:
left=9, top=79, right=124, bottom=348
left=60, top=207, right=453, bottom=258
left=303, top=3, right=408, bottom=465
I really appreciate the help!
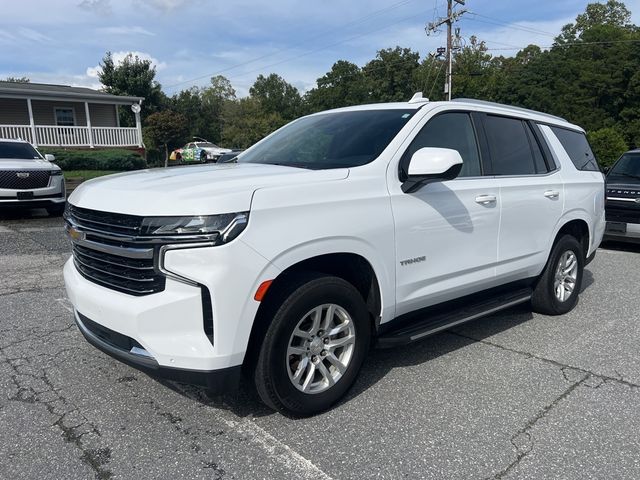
left=475, top=194, right=497, bottom=205
left=544, top=190, right=560, bottom=199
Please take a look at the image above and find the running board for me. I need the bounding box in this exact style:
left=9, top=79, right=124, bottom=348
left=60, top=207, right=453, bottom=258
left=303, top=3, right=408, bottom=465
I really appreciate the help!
left=377, top=287, right=532, bottom=348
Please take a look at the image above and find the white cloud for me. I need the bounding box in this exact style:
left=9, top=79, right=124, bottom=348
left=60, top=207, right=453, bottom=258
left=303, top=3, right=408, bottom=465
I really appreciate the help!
left=96, top=26, right=155, bottom=36
left=78, top=0, right=112, bottom=16
left=135, top=0, right=196, bottom=12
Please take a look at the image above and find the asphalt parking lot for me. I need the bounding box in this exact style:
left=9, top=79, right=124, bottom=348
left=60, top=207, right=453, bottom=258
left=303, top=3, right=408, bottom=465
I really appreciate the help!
left=1, top=208, right=639, bottom=480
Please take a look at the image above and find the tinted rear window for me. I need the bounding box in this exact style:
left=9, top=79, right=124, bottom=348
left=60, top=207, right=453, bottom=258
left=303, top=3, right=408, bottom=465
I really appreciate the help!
left=550, top=127, right=599, bottom=171
left=484, top=116, right=537, bottom=175
left=0, top=142, right=41, bottom=160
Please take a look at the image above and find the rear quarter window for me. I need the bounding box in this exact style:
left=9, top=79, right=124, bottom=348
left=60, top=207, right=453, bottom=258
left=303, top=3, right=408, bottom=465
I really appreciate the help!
left=549, top=126, right=599, bottom=171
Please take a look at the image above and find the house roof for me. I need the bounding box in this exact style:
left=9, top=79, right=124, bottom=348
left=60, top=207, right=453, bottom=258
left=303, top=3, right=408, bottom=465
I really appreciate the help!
left=0, top=81, right=144, bottom=104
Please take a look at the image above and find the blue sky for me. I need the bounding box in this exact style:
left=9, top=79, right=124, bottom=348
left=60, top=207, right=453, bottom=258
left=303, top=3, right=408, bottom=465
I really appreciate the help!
left=1, top=0, right=639, bottom=96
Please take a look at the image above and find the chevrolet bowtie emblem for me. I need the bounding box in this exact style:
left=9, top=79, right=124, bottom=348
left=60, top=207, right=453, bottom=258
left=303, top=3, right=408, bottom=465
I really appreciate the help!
left=67, top=226, right=86, bottom=242
left=16, top=172, right=30, bottom=178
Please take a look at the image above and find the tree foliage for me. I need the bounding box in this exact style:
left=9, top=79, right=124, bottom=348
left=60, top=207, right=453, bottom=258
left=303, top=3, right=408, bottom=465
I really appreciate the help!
left=98, top=52, right=165, bottom=125
left=143, top=111, right=189, bottom=166
left=588, top=127, right=628, bottom=167
left=3, top=77, right=30, bottom=83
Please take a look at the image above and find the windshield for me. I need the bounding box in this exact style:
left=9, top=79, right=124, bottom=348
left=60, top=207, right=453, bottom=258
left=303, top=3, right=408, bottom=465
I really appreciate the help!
left=238, top=109, right=416, bottom=169
left=0, top=141, right=42, bottom=160
left=195, top=142, right=218, bottom=148
left=608, top=153, right=640, bottom=180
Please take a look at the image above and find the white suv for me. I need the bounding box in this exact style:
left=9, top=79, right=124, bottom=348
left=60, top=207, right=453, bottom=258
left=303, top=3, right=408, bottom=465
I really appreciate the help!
left=0, top=139, right=65, bottom=215
left=63, top=96, right=605, bottom=415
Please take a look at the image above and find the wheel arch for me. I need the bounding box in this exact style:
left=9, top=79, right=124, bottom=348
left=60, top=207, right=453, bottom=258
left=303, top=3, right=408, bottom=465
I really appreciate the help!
left=242, top=251, right=386, bottom=368
left=552, top=214, right=591, bottom=258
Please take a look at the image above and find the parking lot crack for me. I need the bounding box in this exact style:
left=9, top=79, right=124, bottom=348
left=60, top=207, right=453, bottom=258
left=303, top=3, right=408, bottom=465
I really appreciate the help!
left=490, top=374, right=589, bottom=479
left=450, top=332, right=640, bottom=390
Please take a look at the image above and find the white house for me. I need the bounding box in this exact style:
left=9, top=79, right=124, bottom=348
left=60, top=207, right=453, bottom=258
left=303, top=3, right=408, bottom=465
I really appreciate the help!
left=0, top=81, right=144, bottom=148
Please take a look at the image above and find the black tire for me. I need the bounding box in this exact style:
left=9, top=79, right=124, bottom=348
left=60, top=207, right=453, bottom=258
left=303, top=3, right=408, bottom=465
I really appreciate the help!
left=46, top=204, right=65, bottom=216
left=531, top=235, right=584, bottom=315
left=254, top=273, right=371, bottom=416
left=200, top=151, right=208, bottom=163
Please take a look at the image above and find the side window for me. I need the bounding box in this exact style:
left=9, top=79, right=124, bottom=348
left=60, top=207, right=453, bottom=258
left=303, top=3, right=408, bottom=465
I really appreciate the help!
left=400, top=112, right=482, bottom=179
left=484, top=115, right=536, bottom=175
left=525, top=123, right=549, bottom=173
left=549, top=126, right=599, bottom=171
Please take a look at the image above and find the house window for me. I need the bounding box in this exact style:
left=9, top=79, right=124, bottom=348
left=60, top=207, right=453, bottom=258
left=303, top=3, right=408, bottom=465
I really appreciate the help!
left=55, top=108, right=75, bottom=126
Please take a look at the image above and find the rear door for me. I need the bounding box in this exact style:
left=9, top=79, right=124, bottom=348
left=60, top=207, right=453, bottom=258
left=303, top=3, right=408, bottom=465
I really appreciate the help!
left=390, top=110, right=501, bottom=315
left=479, top=114, right=564, bottom=281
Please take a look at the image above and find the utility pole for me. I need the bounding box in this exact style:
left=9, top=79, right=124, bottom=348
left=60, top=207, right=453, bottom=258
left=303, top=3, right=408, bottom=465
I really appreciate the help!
left=426, top=0, right=467, bottom=100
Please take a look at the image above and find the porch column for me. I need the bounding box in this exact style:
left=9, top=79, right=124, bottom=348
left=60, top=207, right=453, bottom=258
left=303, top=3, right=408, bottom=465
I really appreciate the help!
left=134, top=104, right=143, bottom=148
left=26, top=98, right=37, bottom=146
left=84, top=102, right=94, bottom=148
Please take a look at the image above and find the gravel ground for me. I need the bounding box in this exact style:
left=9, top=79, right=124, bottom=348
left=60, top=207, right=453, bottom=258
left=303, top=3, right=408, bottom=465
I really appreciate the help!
left=1, top=208, right=639, bottom=480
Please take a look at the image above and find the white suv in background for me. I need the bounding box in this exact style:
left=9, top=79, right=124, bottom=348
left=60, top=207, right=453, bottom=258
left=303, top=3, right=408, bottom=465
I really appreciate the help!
left=63, top=96, right=605, bottom=415
left=0, top=139, right=65, bottom=215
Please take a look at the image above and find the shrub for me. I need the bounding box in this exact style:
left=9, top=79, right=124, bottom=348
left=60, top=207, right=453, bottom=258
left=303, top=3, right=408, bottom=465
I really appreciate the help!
left=588, top=128, right=628, bottom=168
left=39, top=148, right=146, bottom=171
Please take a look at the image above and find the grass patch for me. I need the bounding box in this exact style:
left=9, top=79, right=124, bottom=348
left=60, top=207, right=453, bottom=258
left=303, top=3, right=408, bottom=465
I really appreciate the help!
left=63, top=170, right=120, bottom=181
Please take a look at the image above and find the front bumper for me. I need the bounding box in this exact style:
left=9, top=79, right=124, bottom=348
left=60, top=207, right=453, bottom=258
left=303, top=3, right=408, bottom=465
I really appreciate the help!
left=604, top=221, right=640, bottom=243
left=0, top=175, right=65, bottom=207
left=64, top=238, right=280, bottom=387
left=75, top=310, right=241, bottom=392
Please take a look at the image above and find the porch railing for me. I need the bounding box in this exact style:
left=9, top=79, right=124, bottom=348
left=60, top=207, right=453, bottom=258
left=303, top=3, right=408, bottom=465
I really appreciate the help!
left=0, top=125, right=141, bottom=148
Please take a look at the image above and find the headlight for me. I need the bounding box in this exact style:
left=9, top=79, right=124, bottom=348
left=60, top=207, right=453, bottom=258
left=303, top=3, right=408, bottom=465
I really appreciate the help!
left=50, top=170, right=63, bottom=176
left=140, top=212, right=249, bottom=244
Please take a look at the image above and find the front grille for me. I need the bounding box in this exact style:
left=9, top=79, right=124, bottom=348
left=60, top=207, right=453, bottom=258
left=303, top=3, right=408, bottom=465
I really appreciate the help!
left=66, top=204, right=143, bottom=236
left=606, top=206, right=640, bottom=224
left=0, top=170, right=50, bottom=189
left=66, top=205, right=165, bottom=296
left=72, top=244, right=165, bottom=295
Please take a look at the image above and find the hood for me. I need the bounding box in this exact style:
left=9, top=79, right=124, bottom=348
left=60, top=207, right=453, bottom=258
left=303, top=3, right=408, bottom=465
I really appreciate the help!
left=0, top=158, right=57, bottom=170
left=69, top=162, right=349, bottom=216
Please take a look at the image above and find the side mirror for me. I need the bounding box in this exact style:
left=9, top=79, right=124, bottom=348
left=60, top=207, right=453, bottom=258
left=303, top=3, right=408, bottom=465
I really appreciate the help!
left=402, top=147, right=463, bottom=193
left=44, top=154, right=56, bottom=162
left=603, top=166, right=610, bottom=174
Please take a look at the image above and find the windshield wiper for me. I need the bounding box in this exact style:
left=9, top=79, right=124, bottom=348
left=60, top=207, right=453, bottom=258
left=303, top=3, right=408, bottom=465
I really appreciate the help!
left=265, top=162, right=312, bottom=170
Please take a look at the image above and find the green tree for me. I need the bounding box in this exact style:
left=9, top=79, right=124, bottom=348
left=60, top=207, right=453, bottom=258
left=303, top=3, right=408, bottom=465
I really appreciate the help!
left=451, top=36, right=501, bottom=100
left=363, top=47, right=421, bottom=102
left=249, top=73, right=302, bottom=120
left=143, top=111, right=189, bottom=167
left=304, top=60, right=369, bottom=112
left=98, top=52, right=165, bottom=125
left=588, top=127, right=628, bottom=167
left=557, top=0, right=631, bottom=43
left=3, top=77, right=30, bottom=83
left=221, top=97, right=284, bottom=148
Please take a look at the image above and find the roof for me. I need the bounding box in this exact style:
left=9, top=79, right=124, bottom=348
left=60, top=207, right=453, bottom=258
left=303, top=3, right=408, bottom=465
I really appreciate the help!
left=0, top=138, right=28, bottom=143
left=0, top=81, right=143, bottom=104
left=316, top=96, right=578, bottom=130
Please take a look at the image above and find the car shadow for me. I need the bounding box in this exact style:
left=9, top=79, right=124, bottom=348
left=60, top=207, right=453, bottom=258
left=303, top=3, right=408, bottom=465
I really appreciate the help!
left=600, top=240, right=640, bottom=254
left=0, top=207, right=52, bottom=220
left=160, top=301, right=545, bottom=420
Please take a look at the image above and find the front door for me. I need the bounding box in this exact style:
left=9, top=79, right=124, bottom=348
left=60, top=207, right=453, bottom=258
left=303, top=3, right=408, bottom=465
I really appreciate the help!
left=389, top=111, right=501, bottom=317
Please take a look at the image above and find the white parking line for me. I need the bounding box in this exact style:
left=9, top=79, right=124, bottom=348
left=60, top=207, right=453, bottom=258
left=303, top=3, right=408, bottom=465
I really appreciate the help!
left=218, top=415, right=334, bottom=480
left=56, top=297, right=74, bottom=313
left=0, top=226, right=13, bottom=233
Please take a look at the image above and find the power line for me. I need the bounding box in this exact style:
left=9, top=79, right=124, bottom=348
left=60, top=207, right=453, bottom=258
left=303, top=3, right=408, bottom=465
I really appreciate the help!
left=165, top=0, right=438, bottom=91
left=464, top=13, right=557, bottom=38
left=212, top=9, right=440, bottom=85
left=426, top=0, right=468, bottom=100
